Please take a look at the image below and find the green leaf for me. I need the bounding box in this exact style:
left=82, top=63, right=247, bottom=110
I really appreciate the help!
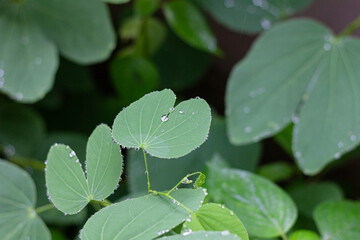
left=195, top=0, right=312, bottom=33
left=110, top=55, right=159, bottom=105
left=289, top=182, right=343, bottom=218
left=153, top=30, right=210, bottom=90
left=103, top=0, right=130, bottom=4
left=0, top=9, right=58, bottom=103
left=289, top=230, right=320, bottom=240
left=28, top=0, right=115, bottom=64
left=183, top=203, right=249, bottom=240
left=314, top=201, right=360, bottom=240
left=80, top=188, right=205, bottom=240
left=257, top=161, right=294, bottom=182
left=163, top=0, right=219, bottom=54
left=0, top=104, right=46, bottom=156
left=112, top=89, right=211, bottom=158
left=194, top=173, right=206, bottom=189
left=0, top=159, right=50, bottom=240
left=225, top=19, right=360, bottom=175
left=159, top=231, right=241, bottom=239
left=207, top=158, right=297, bottom=238
left=127, top=117, right=261, bottom=193
left=119, top=17, right=143, bottom=40
left=273, top=124, right=293, bottom=155
left=134, top=0, right=161, bottom=17
left=45, top=124, right=123, bottom=214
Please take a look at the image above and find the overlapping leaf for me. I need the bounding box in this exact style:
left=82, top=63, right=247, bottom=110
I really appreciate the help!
left=0, top=160, right=50, bottom=240
left=80, top=189, right=206, bottom=240
left=207, top=157, right=297, bottom=238
left=226, top=19, right=360, bottom=175
left=195, top=0, right=312, bottom=33
left=112, top=89, right=211, bottom=158
left=45, top=124, right=123, bottom=214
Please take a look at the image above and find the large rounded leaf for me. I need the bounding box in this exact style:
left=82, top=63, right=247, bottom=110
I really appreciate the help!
left=45, top=124, right=123, bottom=214
left=163, top=0, right=219, bottom=54
left=195, top=0, right=312, bottom=33
left=128, top=117, right=261, bottom=193
left=112, top=89, right=211, bottom=158
left=207, top=158, right=297, bottom=238
left=27, top=0, right=115, bottom=64
left=80, top=189, right=206, bottom=240
left=226, top=18, right=360, bottom=175
left=0, top=8, right=58, bottom=103
left=0, top=160, right=50, bottom=240
left=314, top=201, right=360, bottom=240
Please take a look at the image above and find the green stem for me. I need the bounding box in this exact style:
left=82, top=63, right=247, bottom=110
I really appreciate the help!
left=35, top=204, right=54, bottom=214
left=143, top=150, right=152, bottom=192
left=167, top=172, right=202, bottom=195
left=151, top=190, right=193, bottom=214
left=339, top=15, right=360, bottom=37
left=280, top=232, right=288, bottom=240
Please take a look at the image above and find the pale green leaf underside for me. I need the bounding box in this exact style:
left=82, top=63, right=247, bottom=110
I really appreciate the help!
left=0, top=9, right=58, bottom=103
left=80, top=188, right=206, bottom=240
left=184, top=203, right=249, bottom=240
left=207, top=159, right=297, bottom=238
left=289, top=230, right=320, bottom=240
left=159, top=231, right=241, bottom=239
left=112, top=89, right=211, bottom=158
left=0, top=160, right=50, bottom=240
left=314, top=201, right=360, bottom=240
left=195, top=0, right=312, bottom=33
left=163, top=0, right=218, bottom=54
left=45, top=125, right=122, bottom=214
left=226, top=19, right=360, bottom=175
left=27, top=0, right=115, bottom=64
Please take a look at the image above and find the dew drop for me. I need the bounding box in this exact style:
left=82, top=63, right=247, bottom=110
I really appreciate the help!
left=350, top=135, right=357, bottom=141
left=221, top=230, right=230, bottom=236
left=195, top=96, right=200, bottom=99
left=323, top=43, right=331, bottom=51
left=161, top=129, right=164, bottom=133
left=252, top=0, right=262, bottom=6
left=179, top=110, right=184, bottom=114
left=161, top=115, right=168, bottom=122
left=35, top=57, right=42, bottom=65
left=15, top=92, right=23, bottom=101
left=4, top=145, right=15, bottom=157
left=261, top=18, right=271, bottom=30
left=292, top=115, right=299, bottom=124
left=224, top=0, right=234, bottom=8
left=182, top=229, right=192, bottom=236
left=192, top=112, right=195, bottom=115
left=69, top=151, right=76, bottom=158
left=295, top=151, right=302, bottom=158
left=337, top=141, right=344, bottom=148
left=244, top=126, right=252, bottom=133
left=334, top=152, right=341, bottom=159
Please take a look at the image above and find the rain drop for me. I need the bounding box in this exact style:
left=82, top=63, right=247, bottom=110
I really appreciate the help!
left=161, top=115, right=168, bottom=122
left=350, top=135, right=357, bottom=141
left=69, top=151, right=76, bottom=158
left=161, top=129, right=164, bottom=133
left=15, top=92, right=23, bottom=101
left=334, top=152, right=341, bottom=159
left=179, top=110, right=184, bottom=114
left=221, top=230, right=231, bottom=236
left=224, top=0, right=234, bottom=8
left=192, top=112, right=195, bottom=115
left=244, top=126, right=252, bottom=133
left=323, top=43, right=331, bottom=51
left=337, top=141, right=344, bottom=148
left=261, top=18, right=271, bottom=30
left=182, top=229, right=192, bottom=236
left=195, top=96, right=200, bottom=99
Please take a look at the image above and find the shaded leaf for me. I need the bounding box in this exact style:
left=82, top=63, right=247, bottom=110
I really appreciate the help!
left=112, top=89, right=211, bottom=158
left=80, top=189, right=206, bottom=240
left=207, top=157, right=297, bottom=238
left=134, top=0, right=161, bottom=17
left=257, top=161, right=294, bottom=182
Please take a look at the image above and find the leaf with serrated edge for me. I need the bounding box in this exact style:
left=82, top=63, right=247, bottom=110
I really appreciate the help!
left=0, top=159, right=50, bottom=240
left=207, top=157, right=297, bottom=238
left=45, top=124, right=123, bottom=214
left=80, top=188, right=205, bottom=240
left=112, top=89, right=211, bottom=158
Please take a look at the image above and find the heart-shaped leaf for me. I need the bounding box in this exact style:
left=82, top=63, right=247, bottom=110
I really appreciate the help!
left=0, top=9, right=58, bottom=103
left=183, top=203, right=249, bottom=240
left=112, top=89, right=211, bottom=158
left=195, top=0, right=312, bottom=33
left=0, top=159, right=50, bottom=240
left=159, top=231, right=241, bottom=239
left=163, top=0, right=219, bottom=54
left=207, top=156, right=297, bottom=238
left=80, top=188, right=206, bottom=240
left=45, top=124, right=123, bottom=214
left=314, top=201, right=360, bottom=240
left=226, top=19, right=360, bottom=175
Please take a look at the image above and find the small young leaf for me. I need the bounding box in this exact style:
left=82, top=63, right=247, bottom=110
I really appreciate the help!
left=314, top=200, right=360, bottom=240
left=112, top=89, right=211, bottom=158
left=207, top=157, right=297, bottom=238
left=289, top=230, right=320, bottom=240
left=80, top=188, right=206, bottom=240
left=289, top=182, right=343, bottom=218
left=45, top=124, right=123, bottom=214
left=193, top=173, right=205, bottom=189
left=163, top=0, right=219, bottom=54
left=183, top=203, right=249, bottom=239
left=159, top=231, right=241, bottom=239
left=0, top=159, right=50, bottom=240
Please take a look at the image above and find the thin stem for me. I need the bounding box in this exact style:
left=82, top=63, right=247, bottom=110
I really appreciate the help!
left=167, top=172, right=202, bottom=195
left=143, top=150, right=152, bottom=192
left=35, top=204, right=54, bottom=214
left=339, top=15, right=360, bottom=38
left=153, top=191, right=193, bottom=214
left=280, top=232, right=288, bottom=240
